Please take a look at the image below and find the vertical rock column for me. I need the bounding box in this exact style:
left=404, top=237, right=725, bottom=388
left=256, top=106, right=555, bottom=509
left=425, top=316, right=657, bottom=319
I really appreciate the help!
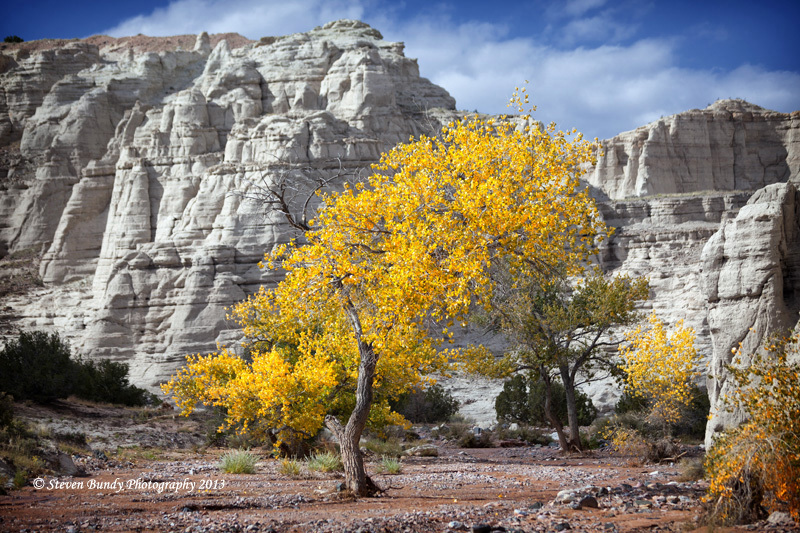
left=702, top=182, right=800, bottom=447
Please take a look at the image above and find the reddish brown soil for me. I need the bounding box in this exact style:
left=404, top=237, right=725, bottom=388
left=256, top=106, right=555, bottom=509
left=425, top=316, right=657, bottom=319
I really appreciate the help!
left=0, top=400, right=792, bottom=533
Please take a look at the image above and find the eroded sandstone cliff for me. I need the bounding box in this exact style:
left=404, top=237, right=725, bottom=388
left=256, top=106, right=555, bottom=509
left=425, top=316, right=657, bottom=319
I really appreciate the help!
left=1, top=22, right=798, bottom=435
left=0, top=20, right=458, bottom=386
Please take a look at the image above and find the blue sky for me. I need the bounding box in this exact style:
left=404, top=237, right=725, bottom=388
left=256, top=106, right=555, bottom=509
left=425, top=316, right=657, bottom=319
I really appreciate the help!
left=3, top=0, right=798, bottom=140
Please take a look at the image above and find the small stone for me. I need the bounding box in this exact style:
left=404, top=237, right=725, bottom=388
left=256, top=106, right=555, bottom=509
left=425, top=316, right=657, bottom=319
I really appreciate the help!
left=554, top=522, right=571, bottom=531
left=556, top=489, right=577, bottom=503
left=767, top=511, right=795, bottom=525
left=404, top=444, right=439, bottom=457
left=448, top=521, right=465, bottom=529
left=634, top=499, right=652, bottom=508
left=471, top=524, right=491, bottom=533
left=578, top=496, right=599, bottom=509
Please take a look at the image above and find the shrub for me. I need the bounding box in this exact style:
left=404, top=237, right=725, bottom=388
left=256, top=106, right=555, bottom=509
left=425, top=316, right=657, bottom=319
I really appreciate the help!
left=219, top=450, right=257, bottom=474
left=495, top=374, right=597, bottom=427
left=278, top=458, right=303, bottom=477
left=364, top=437, right=403, bottom=458
left=378, top=456, right=402, bottom=474
left=0, top=331, right=74, bottom=403
left=0, top=392, right=13, bottom=428
left=705, top=333, right=800, bottom=525
left=306, top=451, right=343, bottom=472
left=73, top=358, right=153, bottom=406
left=614, top=385, right=710, bottom=441
left=0, top=330, right=152, bottom=406
left=458, top=430, right=493, bottom=448
left=390, top=384, right=459, bottom=423
left=676, top=457, right=705, bottom=482
left=3, top=36, right=23, bottom=43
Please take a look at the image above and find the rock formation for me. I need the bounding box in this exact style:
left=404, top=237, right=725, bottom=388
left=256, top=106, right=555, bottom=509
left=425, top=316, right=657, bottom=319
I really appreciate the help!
left=1, top=21, right=799, bottom=436
left=0, top=20, right=458, bottom=386
left=585, top=101, right=800, bottom=440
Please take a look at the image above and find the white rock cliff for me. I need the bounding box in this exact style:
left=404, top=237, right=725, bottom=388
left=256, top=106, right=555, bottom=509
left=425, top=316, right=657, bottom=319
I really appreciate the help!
left=1, top=22, right=798, bottom=435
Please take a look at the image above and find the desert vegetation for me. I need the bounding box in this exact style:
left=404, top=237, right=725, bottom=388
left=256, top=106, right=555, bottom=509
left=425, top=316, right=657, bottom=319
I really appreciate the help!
left=163, top=90, right=609, bottom=496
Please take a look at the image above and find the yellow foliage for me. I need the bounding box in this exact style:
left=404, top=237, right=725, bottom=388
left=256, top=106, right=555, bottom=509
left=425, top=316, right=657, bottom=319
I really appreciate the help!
left=163, top=96, right=608, bottom=452
left=618, top=312, right=701, bottom=427
left=705, top=333, right=800, bottom=524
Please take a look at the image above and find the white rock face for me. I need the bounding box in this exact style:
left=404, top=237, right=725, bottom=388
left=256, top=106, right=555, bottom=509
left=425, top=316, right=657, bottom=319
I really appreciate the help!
left=1, top=22, right=799, bottom=436
left=0, top=20, right=458, bottom=387
left=587, top=100, right=800, bottom=200
left=702, top=182, right=800, bottom=446
left=580, top=103, right=800, bottom=424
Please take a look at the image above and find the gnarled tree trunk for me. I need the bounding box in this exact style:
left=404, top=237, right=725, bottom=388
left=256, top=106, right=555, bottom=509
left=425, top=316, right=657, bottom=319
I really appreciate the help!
left=324, top=290, right=381, bottom=496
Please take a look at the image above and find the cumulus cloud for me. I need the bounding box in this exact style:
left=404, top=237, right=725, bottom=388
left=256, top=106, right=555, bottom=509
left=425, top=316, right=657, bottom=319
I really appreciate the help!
left=101, top=0, right=800, bottom=140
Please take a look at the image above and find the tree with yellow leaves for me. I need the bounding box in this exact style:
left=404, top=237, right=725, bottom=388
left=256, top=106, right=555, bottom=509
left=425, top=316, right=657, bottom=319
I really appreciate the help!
left=618, top=312, right=702, bottom=431
left=164, top=96, right=608, bottom=496
left=705, top=333, right=800, bottom=525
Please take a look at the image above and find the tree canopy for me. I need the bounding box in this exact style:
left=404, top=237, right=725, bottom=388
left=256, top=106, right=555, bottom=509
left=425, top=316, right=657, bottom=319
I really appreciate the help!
left=164, top=100, right=608, bottom=494
left=489, top=269, right=649, bottom=450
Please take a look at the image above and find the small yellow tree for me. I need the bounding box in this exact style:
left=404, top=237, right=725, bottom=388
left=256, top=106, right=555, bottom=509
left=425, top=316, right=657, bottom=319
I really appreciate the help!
left=705, top=333, right=800, bottom=524
left=618, top=312, right=701, bottom=430
left=164, top=97, right=608, bottom=495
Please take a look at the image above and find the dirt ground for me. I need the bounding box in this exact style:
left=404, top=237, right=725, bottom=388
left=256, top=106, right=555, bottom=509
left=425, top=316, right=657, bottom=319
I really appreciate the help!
left=0, top=400, right=795, bottom=533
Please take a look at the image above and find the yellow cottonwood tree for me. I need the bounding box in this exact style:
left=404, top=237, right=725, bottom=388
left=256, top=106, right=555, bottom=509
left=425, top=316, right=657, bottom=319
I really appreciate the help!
left=705, top=333, right=800, bottom=524
left=164, top=99, right=608, bottom=495
left=618, top=312, right=701, bottom=429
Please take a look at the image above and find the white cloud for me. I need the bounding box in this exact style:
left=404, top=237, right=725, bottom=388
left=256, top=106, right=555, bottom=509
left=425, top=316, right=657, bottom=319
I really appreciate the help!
left=101, top=0, right=800, bottom=140
left=104, top=0, right=365, bottom=38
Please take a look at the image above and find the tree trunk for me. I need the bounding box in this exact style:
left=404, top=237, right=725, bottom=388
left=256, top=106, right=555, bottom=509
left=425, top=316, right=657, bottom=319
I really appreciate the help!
left=325, top=291, right=381, bottom=496
left=540, top=370, right=569, bottom=451
left=560, top=365, right=583, bottom=452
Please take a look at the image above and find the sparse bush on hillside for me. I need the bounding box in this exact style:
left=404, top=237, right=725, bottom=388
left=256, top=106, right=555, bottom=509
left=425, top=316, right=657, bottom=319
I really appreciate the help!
left=0, top=392, right=13, bottom=428
left=0, top=330, right=154, bottom=406
left=3, top=36, right=23, bottom=43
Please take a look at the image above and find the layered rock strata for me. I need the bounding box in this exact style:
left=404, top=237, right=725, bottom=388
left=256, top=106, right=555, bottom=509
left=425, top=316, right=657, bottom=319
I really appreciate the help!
left=585, top=101, right=800, bottom=437
left=0, top=20, right=457, bottom=385
left=1, top=22, right=799, bottom=435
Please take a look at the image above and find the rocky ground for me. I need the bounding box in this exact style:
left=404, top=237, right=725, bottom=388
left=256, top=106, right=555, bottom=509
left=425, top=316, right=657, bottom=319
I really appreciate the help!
left=1, top=400, right=798, bottom=533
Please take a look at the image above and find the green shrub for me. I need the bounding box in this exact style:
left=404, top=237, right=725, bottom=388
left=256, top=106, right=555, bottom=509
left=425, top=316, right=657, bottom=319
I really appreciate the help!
left=3, top=36, right=23, bottom=43
left=458, top=430, right=493, bottom=448
left=0, top=392, right=13, bottom=428
left=306, top=451, right=343, bottom=472
left=0, top=331, right=74, bottom=403
left=364, top=437, right=403, bottom=458
left=219, top=450, right=257, bottom=474
left=379, top=455, right=402, bottom=474
left=495, top=374, right=597, bottom=427
left=390, top=383, right=459, bottom=423
left=0, top=330, right=152, bottom=406
left=73, top=357, right=153, bottom=406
